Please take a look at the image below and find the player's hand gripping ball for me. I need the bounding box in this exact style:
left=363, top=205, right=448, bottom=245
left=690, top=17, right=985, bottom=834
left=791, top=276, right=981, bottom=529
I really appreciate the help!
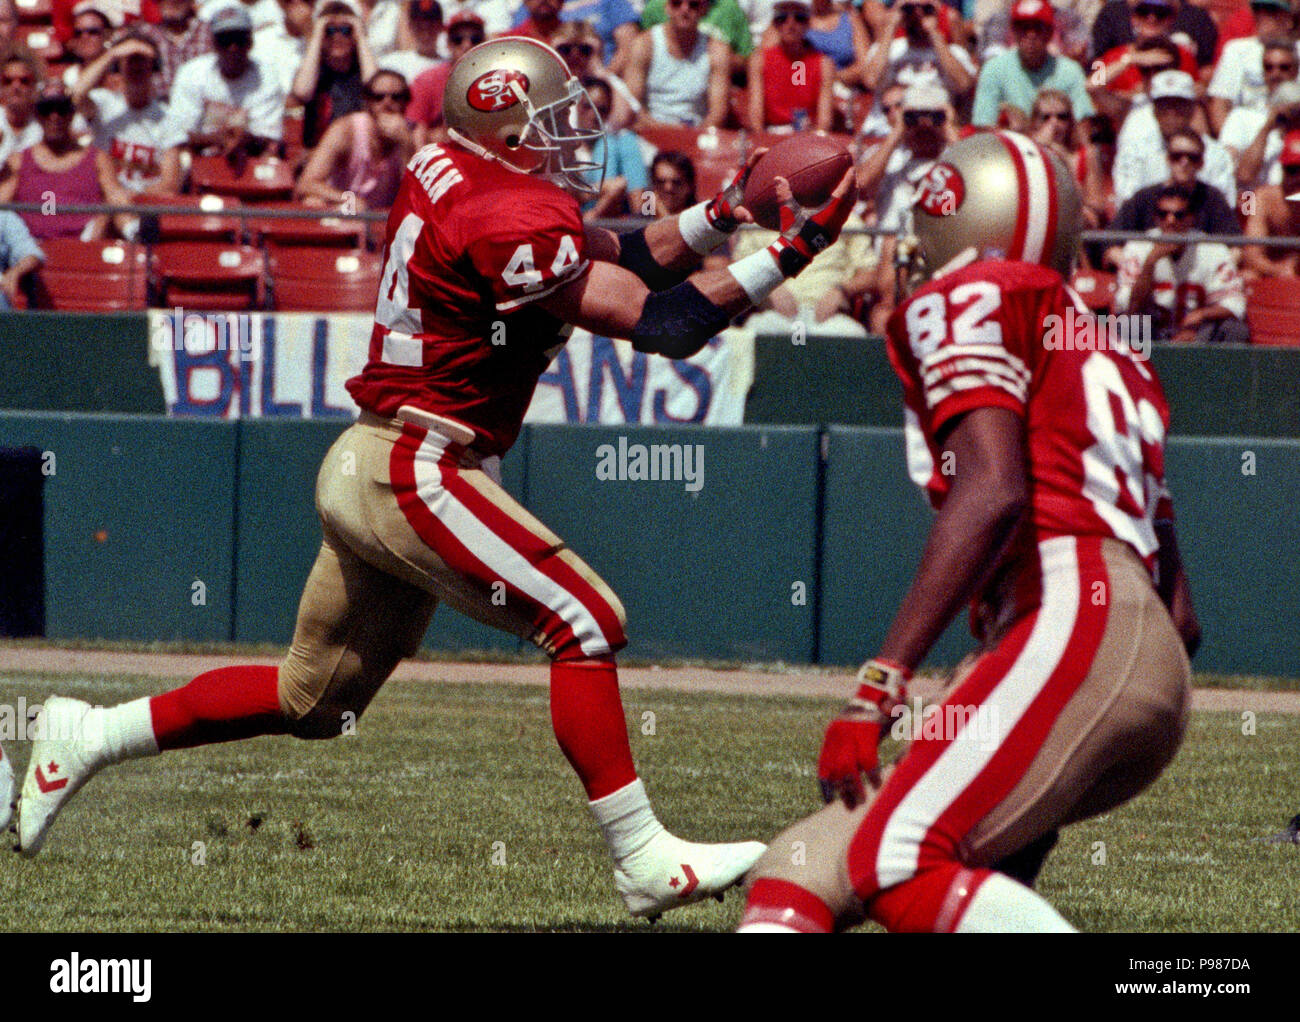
left=741, top=134, right=854, bottom=230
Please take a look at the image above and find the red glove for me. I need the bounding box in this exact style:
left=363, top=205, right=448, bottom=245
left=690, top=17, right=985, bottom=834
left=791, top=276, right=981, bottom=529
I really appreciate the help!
left=704, top=146, right=767, bottom=233
left=817, top=658, right=910, bottom=808
left=767, top=167, right=858, bottom=278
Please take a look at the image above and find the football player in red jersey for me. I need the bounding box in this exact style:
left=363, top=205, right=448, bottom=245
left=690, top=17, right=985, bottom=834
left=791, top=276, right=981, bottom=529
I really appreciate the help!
left=15, top=37, right=858, bottom=922
left=737, top=130, right=1202, bottom=933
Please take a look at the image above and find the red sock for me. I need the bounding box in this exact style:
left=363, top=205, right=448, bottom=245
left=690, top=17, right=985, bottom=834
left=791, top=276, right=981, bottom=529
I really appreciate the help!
left=149, top=666, right=288, bottom=751
left=868, top=864, right=992, bottom=933
left=739, top=878, right=835, bottom=932
left=549, top=656, right=638, bottom=800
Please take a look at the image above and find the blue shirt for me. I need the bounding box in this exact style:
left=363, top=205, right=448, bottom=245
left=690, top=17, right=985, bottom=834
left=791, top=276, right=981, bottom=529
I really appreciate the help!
left=510, top=0, right=639, bottom=60
left=971, top=49, right=1095, bottom=126
left=582, top=129, right=649, bottom=210
left=0, top=210, right=43, bottom=272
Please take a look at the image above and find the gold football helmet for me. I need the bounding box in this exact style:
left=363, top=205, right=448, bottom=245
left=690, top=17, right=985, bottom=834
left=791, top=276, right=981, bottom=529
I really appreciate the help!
left=903, top=130, right=1083, bottom=285
left=442, top=36, right=604, bottom=197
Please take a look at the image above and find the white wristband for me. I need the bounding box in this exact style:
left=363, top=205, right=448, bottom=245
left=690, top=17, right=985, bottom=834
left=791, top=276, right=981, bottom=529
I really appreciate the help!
left=678, top=201, right=732, bottom=255
left=727, top=247, right=786, bottom=305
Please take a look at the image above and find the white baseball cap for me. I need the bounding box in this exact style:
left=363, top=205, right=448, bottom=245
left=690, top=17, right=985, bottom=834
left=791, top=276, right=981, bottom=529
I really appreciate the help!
left=1149, top=69, right=1197, bottom=102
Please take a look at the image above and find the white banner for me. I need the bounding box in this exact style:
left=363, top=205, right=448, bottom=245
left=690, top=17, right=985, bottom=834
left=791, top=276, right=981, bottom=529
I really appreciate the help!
left=149, top=309, right=753, bottom=425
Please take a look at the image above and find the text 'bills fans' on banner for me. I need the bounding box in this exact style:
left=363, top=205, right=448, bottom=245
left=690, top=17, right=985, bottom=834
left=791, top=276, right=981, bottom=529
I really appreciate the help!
left=148, top=310, right=752, bottom=424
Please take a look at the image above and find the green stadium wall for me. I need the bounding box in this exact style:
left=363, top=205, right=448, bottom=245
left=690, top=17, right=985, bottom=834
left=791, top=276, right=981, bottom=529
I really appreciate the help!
left=3, top=314, right=1300, bottom=436
left=0, top=411, right=1296, bottom=678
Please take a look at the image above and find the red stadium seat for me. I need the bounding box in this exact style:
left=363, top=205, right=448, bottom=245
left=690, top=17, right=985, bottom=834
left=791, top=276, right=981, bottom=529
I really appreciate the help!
left=29, top=239, right=148, bottom=311
left=189, top=155, right=295, bottom=202
left=134, top=192, right=244, bottom=242
left=247, top=201, right=368, bottom=248
left=270, top=246, right=381, bottom=312
left=1070, top=270, right=1117, bottom=314
left=16, top=24, right=61, bottom=60
left=1245, top=276, right=1300, bottom=346
left=153, top=242, right=266, bottom=310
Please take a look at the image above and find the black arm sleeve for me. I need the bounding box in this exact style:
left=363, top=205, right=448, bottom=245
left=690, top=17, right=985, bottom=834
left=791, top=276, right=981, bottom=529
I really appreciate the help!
left=630, top=281, right=733, bottom=359
left=616, top=226, right=694, bottom=292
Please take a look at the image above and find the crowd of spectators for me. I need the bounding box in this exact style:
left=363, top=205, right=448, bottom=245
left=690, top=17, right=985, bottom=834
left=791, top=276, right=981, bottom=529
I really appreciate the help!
left=0, top=0, right=1294, bottom=341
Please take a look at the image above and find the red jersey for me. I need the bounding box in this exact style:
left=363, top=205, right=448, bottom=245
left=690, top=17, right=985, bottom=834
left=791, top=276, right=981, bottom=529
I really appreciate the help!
left=1098, top=43, right=1198, bottom=96
left=347, top=142, right=591, bottom=456
left=885, top=259, right=1173, bottom=579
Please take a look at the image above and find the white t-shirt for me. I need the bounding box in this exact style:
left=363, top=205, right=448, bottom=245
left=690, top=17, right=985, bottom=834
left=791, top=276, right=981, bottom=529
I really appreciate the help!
left=378, top=49, right=441, bottom=85
left=871, top=143, right=936, bottom=234
left=161, top=50, right=287, bottom=148
left=0, top=116, right=42, bottom=167
left=1115, top=237, right=1246, bottom=327
left=89, top=88, right=170, bottom=192
left=252, top=25, right=308, bottom=95
left=1207, top=37, right=1300, bottom=113
left=1112, top=110, right=1237, bottom=206
left=1218, top=105, right=1283, bottom=187
left=367, top=0, right=400, bottom=58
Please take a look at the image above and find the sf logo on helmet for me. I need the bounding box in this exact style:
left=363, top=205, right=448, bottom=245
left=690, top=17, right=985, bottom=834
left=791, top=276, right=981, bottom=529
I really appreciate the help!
left=468, top=69, right=530, bottom=112
left=915, top=163, right=964, bottom=217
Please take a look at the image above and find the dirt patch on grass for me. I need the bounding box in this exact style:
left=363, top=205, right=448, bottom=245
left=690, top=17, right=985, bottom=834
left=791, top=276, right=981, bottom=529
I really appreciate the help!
left=1, top=646, right=1297, bottom=713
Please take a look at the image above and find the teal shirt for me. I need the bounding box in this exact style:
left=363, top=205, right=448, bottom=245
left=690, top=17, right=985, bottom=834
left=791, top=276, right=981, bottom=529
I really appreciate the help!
left=640, top=0, right=752, bottom=56
left=971, top=50, right=1095, bottom=126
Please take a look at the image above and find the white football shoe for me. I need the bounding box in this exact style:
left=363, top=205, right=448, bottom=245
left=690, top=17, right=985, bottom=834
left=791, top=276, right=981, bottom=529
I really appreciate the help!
left=17, top=697, right=108, bottom=856
left=0, top=742, right=13, bottom=834
left=614, top=832, right=766, bottom=921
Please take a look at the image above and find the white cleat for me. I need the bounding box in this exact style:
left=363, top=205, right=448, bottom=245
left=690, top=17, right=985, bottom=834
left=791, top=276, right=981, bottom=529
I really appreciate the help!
left=17, top=697, right=106, bottom=856
left=614, top=832, right=767, bottom=921
left=0, top=742, right=13, bottom=834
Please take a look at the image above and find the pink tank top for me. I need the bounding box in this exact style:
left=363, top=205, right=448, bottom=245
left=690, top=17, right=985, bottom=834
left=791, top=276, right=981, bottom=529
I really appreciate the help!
left=331, top=114, right=405, bottom=211
left=15, top=146, right=103, bottom=240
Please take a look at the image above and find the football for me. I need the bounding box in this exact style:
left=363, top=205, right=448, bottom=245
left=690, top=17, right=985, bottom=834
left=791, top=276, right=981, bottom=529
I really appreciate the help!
left=741, top=134, right=854, bottom=230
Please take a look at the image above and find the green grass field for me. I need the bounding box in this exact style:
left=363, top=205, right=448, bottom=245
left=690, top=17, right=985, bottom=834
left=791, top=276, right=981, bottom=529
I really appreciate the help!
left=0, top=669, right=1296, bottom=932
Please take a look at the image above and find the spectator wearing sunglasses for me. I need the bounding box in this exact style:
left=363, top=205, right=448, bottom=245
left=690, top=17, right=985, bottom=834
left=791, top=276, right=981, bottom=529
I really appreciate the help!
left=296, top=67, right=411, bottom=208
left=857, top=80, right=957, bottom=330
left=1027, top=87, right=1076, bottom=164
left=0, top=82, right=131, bottom=240
left=1114, top=69, right=1235, bottom=206
left=971, top=0, right=1092, bottom=128
left=1243, top=129, right=1300, bottom=277
left=748, top=0, right=832, bottom=131
left=647, top=148, right=695, bottom=216
left=380, top=0, right=444, bottom=83
left=63, top=1, right=120, bottom=90
left=292, top=0, right=378, bottom=147
left=1116, top=183, right=1247, bottom=343
left=1090, top=0, right=1217, bottom=72
left=625, top=0, right=731, bottom=128
left=406, top=8, right=480, bottom=143
left=553, top=20, right=639, bottom=130
left=162, top=5, right=287, bottom=156
left=1106, top=127, right=1237, bottom=275
left=504, top=0, right=640, bottom=75
left=1222, top=63, right=1300, bottom=190
left=0, top=48, right=44, bottom=167
left=1207, top=0, right=1300, bottom=136
left=860, top=0, right=975, bottom=108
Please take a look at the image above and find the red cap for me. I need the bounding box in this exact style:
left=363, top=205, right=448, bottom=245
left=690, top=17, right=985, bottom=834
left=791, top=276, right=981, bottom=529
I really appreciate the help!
left=1282, top=129, right=1300, bottom=167
left=447, top=9, right=484, bottom=29
left=1011, top=0, right=1054, bottom=27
